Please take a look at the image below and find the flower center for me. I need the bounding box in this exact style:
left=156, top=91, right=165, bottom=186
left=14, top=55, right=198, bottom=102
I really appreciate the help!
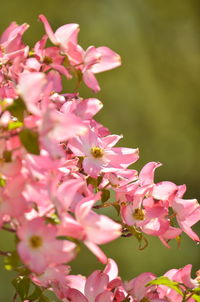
left=133, top=208, right=145, bottom=220
left=91, top=146, right=104, bottom=158
left=43, top=56, right=53, bottom=64
left=29, top=235, right=43, bottom=249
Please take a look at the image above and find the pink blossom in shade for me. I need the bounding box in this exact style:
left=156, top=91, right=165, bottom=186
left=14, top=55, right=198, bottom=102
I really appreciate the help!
left=121, top=199, right=170, bottom=237
left=46, top=70, right=62, bottom=93
left=0, top=157, right=22, bottom=177
left=18, top=72, right=48, bottom=115
left=158, top=265, right=198, bottom=302
left=60, top=97, right=103, bottom=121
left=17, top=217, right=76, bottom=274
left=172, top=197, right=200, bottom=241
left=58, top=195, right=121, bottom=264
left=68, top=129, right=139, bottom=178
left=33, top=35, right=72, bottom=79
left=0, top=22, right=29, bottom=53
left=81, top=46, right=121, bottom=93
left=124, top=272, right=156, bottom=301
left=100, top=168, right=138, bottom=190
left=62, top=259, right=125, bottom=302
left=0, top=175, right=28, bottom=227
left=53, top=177, right=86, bottom=213
left=31, top=264, right=71, bottom=288
left=40, top=105, right=87, bottom=143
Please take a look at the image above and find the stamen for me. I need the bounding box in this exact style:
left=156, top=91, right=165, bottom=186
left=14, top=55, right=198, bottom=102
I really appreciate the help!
left=91, top=146, right=104, bottom=158
left=133, top=208, right=145, bottom=220
left=29, top=235, right=43, bottom=249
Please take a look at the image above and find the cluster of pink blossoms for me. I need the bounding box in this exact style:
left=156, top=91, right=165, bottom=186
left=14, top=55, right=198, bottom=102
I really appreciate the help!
left=0, top=15, right=199, bottom=302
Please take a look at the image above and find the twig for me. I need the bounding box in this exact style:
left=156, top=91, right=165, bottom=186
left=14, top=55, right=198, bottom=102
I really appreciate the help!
left=2, top=226, right=16, bottom=233
left=13, top=292, right=18, bottom=302
left=0, top=250, right=11, bottom=256
left=93, top=201, right=119, bottom=209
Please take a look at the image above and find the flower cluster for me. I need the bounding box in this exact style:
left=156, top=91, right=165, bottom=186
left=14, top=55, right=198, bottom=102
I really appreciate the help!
left=0, top=15, right=199, bottom=301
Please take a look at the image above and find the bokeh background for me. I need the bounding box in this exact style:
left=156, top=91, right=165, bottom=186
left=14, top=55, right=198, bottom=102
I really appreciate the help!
left=0, top=0, right=200, bottom=300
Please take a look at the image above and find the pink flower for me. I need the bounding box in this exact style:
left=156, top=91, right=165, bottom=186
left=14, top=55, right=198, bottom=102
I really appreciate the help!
left=172, top=197, right=200, bottom=241
left=124, top=272, right=156, bottom=301
left=81, top=46, right=121, bottom=92
left=58, top=195, right=121, bottom=264
left=68, top=129, right=139, bottom=178
left=17, top=217, right=76, bottom=274
left=39, top=14, right=81, bottom=65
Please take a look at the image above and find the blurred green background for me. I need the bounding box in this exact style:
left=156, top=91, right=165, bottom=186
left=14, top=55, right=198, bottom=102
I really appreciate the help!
left=0, top=0, right=200, bottom=300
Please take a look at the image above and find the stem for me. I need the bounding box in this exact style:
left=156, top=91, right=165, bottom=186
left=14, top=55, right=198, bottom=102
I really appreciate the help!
left=0, top=250, right=11, bottom=256
left=2, top=226, right=16, bottom=233
left=93, top=201, right=119, bottom=209
left=13, top=292, right=18, bottom=302
left=185, top=292, right=194, bottom=301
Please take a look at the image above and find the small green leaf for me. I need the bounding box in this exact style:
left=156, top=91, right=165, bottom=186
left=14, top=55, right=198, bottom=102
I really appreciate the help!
left=12, top=276, right=30, bottom=300
left=45, top=214, right=60, bottom=225
left=97, top=176, right=103, bottom=186
left=87, top=177, right=98, bottom=187
left=147, top=277, right=183, bottom=296
left=192, top=288, right=200, bottom=295
left=192, top=294, right=200, bottom=302
left=38, top=294, right=50, bottom=302
left=101, top=189, right=110, bottom=203
left=7, top=98, right=26, bottom=122
left=27, top=284, right=42, bottom=300
left=0, top=177, right=6, bottom=187
left=8, top=120, right=23, bottom=130
left=112, top=204, right=120, bottom=216
left=19, top=128, right=40, bottom=155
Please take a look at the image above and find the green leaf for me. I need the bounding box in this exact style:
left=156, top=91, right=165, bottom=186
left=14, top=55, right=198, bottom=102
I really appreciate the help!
left=147, top=277, right=183, bottom=295
left=192, top=288, right=200, bottom=295
left=27, top=284, right=42, bottom=301
left=112, top=204, right=120, bottom=216
left=45, top=214, right=60, bottom=225
left=8, top=120, right=23, bottom=130
left=38, top=294, right=50, bottom=302
left=7, top=98, right=26, bottom=122
left=19, top=128, right=40, bottom=155
left=87, top=177, right=98, bottom=187
left=101, top=189, right=110, bottom=203
left=12, top=276, right=30, bottom=300
left=4, top=251, right=20, bottom=271
left=0, top=177, right=6, bottom=187
left=192, top=294, right=200, bottom=302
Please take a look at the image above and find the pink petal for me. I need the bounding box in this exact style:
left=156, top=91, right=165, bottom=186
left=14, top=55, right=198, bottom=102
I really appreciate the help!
left=84, top=241, right=107, bottom=264
left=18, top=72, right=47, bottom=115
left=90, top=46, right=121, bottom=74
left=95, top=291, right=114, bottom=302
left=84, top=270, right=109, bottom=302
left=39, top=14, right=58, bottom=45
left=103, top=258, right=118, bottom=281
left=65, top=288, right=88, bottom=302
left=54, top=23, right=79, bottom=48
left=83, top=70, right=100, bottom=92
left=139, top=162, right=162, bottom=186
left=76, top=98, right=103, bottom=119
